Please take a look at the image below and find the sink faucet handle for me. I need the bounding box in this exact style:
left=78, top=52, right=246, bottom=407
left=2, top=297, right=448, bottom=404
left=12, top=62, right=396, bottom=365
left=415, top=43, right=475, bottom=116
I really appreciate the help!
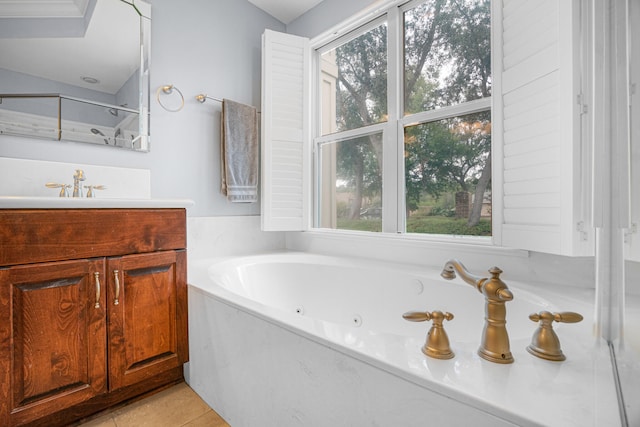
left=403, top=310, right=455, bottom=360
left=85, top=184, right=106, bottom=198
left=45, top=182, right=71, bottom=197
left=527, top=311, right=583, bottom=361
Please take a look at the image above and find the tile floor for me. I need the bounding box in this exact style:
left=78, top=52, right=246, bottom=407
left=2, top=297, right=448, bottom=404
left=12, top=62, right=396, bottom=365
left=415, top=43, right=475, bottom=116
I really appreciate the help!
left=74, top=382, right=230, bottom=427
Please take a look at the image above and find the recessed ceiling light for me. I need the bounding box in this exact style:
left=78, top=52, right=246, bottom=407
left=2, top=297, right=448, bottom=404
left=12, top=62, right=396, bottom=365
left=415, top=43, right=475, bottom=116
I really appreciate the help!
left=81, top=76, right=100, bottom=84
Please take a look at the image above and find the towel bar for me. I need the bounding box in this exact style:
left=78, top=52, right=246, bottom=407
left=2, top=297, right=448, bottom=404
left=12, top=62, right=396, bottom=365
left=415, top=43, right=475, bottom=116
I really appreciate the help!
left=195, top=94, right=223, bottom=103
left=196, top=94, right=261, bottom=114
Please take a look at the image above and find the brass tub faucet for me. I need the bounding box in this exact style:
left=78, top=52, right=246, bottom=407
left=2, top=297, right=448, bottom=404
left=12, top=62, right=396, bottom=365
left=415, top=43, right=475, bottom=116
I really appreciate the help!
left=441, top=259, right=514, bottom=364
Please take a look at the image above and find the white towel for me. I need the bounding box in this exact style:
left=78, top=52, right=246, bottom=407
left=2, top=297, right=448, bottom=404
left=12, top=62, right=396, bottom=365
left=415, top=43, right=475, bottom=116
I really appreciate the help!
left=221, top=99, right=258, bottom=203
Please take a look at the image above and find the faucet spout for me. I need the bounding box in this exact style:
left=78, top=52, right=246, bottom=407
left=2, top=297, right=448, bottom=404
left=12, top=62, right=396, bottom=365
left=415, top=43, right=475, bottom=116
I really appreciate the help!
left=72, top=169, right=86, bottom=198
left=440, top=259, right=485, bottom=291
left=440, top=259, right=514, bottom=364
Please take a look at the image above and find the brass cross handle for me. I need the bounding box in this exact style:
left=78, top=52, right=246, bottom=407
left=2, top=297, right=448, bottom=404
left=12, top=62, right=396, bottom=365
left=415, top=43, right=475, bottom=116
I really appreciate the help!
left=527, top=311, right=583, bottom=361
left=403, top=310, right=455, bottom=360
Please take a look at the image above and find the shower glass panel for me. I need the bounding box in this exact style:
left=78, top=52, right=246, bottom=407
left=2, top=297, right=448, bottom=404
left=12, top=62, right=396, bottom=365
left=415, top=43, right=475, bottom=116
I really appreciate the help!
left=620, top=0, right=640, bottom=423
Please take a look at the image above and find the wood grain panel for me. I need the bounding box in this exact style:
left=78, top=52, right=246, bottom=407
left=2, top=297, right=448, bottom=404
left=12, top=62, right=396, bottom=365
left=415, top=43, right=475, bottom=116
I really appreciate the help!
left=108, top=251, right=185, bottom=391
left=0, top=208, right=188, bottom=426
left=0, top=209, right=186, bottom=266
left=3, top=259, right=107, bottom=425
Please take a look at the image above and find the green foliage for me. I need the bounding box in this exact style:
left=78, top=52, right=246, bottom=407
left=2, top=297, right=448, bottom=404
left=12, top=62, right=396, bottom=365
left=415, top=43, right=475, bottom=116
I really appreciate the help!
left=404, top=0, right=491, bottom=110
left=328, top=0, right=492, bottom=231
left=336, top=218, right=382, bottom=232
left=405, top=110, right=491, bottom=205
left=336, top=200, right=350, bottom=218
left=406, top=216, right=491, bottom=235
left=336, top=216, right=491, bottom=236
left=428, top=206, right=455, bottom=217
left=335, top=24, right=388, bottom=130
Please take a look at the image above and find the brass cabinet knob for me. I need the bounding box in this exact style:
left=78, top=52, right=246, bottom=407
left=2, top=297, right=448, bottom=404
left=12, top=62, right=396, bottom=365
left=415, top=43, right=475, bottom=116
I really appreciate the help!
left=527, top=311, right=583, bottom=361
left=403, top=310, right=455, bottom=360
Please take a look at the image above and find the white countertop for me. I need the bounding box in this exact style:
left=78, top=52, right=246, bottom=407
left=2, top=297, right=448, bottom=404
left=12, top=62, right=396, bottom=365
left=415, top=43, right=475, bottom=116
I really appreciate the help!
left=0, top=196, right=194, bottom=209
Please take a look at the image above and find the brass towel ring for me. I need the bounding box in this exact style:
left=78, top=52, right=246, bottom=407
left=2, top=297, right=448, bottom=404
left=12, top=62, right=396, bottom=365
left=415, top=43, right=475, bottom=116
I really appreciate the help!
left=156, top=84, right=184, bottom=112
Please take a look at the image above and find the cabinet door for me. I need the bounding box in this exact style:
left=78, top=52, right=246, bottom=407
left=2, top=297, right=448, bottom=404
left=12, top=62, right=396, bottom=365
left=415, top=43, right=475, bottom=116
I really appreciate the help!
left=107, top=250, right=187, bottom=391
left=0, top=259, right=107, bottom=426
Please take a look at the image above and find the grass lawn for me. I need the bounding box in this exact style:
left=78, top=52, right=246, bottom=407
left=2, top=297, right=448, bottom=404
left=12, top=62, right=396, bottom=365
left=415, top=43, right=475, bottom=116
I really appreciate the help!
left=337, top=216, right=491, bottom=236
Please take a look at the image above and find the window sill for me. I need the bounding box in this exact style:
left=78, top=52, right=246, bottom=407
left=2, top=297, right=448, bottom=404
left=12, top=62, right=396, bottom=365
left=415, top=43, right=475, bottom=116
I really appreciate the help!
left=286, top=228, right=529, bottom=267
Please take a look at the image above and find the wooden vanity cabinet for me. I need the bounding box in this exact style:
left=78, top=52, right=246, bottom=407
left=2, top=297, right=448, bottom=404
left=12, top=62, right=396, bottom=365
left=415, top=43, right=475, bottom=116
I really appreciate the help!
left=0, top=259, right=108, bottom=426
left=107, top=250, right=187, bottom=391
left=0, top=209, right=188, bottom=427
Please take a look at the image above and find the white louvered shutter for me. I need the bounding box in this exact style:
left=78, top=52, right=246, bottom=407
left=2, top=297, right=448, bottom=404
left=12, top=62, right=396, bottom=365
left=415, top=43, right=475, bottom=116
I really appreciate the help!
left=626, top=0, right=640, bottom=262
left=492, top=0, right=593, bottom=256
left=261, top=29, right=310, bottom=231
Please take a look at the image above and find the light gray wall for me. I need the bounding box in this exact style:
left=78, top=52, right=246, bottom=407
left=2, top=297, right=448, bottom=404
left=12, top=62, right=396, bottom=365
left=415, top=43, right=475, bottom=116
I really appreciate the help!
left=0, top=0, right=284, bottom=217
left=286, top=0, right=376, bottom=38
left=0, top=68, right=120, bottom=126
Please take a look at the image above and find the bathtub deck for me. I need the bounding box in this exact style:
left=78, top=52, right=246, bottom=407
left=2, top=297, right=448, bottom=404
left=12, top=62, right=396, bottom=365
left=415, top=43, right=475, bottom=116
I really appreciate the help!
left=186, top=253, right=623, bottom=427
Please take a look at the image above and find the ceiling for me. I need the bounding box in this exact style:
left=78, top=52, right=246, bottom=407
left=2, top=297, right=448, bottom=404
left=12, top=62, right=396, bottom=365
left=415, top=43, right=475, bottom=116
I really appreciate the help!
left=247, top=0, right=324, bottom=24
left=0, top=0, right=148, bottom=95
left=0, top=0, right=316, bottom=96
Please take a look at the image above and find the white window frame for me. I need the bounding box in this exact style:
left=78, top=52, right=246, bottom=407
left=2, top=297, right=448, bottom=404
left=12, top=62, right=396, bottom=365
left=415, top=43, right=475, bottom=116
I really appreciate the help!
left=261, top=0, right=594, bottom=257
left=310, top=0, right=494, bottom=240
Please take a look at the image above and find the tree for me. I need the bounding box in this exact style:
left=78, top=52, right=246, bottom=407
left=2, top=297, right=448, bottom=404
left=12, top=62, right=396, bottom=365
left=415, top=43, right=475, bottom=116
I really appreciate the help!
left=333, top=25, right=387, bottom=218
left=331, top=0, right=491, bottom=227
left=404, top=112, right=491, bottom=222
left=404, top=0, right=491, bottom=226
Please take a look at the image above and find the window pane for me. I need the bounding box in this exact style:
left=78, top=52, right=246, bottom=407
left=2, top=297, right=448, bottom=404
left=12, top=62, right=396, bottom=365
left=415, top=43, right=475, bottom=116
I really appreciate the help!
left=404, top=0, right=491, bottom=115
left=318, top=133, right=383, bottom=232
left=404, top=110, right=491, bottom=236
left=320, top=23, right=387, bottom=135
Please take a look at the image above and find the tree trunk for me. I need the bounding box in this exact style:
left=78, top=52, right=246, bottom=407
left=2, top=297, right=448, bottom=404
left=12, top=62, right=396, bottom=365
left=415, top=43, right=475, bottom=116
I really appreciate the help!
left=349, top=153, right=364, bottom=219
left=467, top=156, right=491, bottom=227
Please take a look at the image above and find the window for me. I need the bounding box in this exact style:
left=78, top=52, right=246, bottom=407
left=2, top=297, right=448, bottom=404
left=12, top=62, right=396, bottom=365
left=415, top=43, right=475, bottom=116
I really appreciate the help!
left=262, top=1, right=592, bottom=256
left=317, top=19, right=387, bottom=232
left=315, top=0, right=492, bottom=236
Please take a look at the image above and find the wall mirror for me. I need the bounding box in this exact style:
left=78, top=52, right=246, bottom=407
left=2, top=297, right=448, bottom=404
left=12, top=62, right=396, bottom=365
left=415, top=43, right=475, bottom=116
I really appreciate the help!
left=0, top=0, right=151, bottom=151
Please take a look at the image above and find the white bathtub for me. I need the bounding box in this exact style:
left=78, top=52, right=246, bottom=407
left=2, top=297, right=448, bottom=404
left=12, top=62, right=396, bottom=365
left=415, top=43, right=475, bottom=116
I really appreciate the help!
left=186, top=252, right=620, bottom=427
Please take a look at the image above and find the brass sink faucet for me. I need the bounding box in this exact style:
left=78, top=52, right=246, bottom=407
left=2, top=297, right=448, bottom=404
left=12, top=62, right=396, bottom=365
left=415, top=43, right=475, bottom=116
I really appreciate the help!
left=72, top=169, right=86, bottom=197
left=441, top=259, right=514, bottom=364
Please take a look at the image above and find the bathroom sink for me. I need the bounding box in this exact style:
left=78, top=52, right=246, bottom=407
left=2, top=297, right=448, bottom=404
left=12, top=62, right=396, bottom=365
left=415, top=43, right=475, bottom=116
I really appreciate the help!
left=0, top=196, right=194, bottom=209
